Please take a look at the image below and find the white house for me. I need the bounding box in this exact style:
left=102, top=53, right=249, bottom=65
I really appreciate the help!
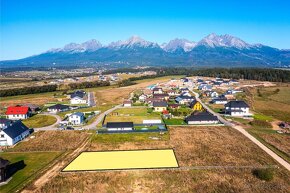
left=224, top=101, right=250, bottom=116
left=152, top=87, right=163, bottom=94
left=47, top=104, right=70, bottom=113
left=68, top=112, right=85, bottom=125
left=138, top=94, right=147, bottom=102
left=70, top=90, right=87, bottom=104
left=0, top=121, right=30, bottom=146
left=123, top=100, right=132, bottom=107
left=210, top=98, right=228, bottom=104
left=5, top=106, right=31, bottom=120
left=106, top=122, right=134, bottom=131
left=185, top=112, right=219, bottom=125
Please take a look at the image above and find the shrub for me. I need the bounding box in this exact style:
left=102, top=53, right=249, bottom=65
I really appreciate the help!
left=252, top=168, right=274, bottom=181
left=249, top=120, right=272, bottom=128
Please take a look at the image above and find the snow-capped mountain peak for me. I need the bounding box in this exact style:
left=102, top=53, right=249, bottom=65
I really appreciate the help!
left=162, top=38, right=196, bottom=52
left=197, top=33, right=250, bottom=48
left=108, top=35, right=158, bottom=49
left=47, top=39, right=102, bottom=53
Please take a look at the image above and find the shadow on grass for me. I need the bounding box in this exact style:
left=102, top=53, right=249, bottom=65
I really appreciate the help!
left=7, top=160, right=26, bottom=179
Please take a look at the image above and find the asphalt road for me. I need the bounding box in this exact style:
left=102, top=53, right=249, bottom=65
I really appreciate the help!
left=34, top=113, right=62, bottom=131
left=190, top=88, right=290, bottom=171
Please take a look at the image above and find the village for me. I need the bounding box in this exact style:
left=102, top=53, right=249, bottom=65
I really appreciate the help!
left=0, top=75, right=289, bottom=192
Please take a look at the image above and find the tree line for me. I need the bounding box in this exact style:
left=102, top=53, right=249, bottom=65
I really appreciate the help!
left=112, top=67, right=290, bottom=83
left=0, top=80, right=110, bottom=97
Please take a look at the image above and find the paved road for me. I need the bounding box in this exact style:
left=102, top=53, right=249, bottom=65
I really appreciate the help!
left=87, top=92, right=96, bottom=107
left=82, top=104, right=122, bottom=130
left=34, top=113, right=62, bottom=131
left=190, top=88, right=290, bottom=171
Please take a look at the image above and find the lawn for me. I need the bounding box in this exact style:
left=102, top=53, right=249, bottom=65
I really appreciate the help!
left=163, top=118, right=186, bottom=125
left=104, top=107, right=161, bottom=124
left=0, top=152, right=61, bottom=193
left=22, top=114, right=57, bottom=128
left=134, top=125, right=159, bottom=130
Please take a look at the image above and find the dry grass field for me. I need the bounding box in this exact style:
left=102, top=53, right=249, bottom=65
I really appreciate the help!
left=259, top=133, right=290, bottom=156
left=8, top=131, right=90, bottom=152
left=244, top=85, right=290, bottom=122
left=28, top=126, right=290, bottom=193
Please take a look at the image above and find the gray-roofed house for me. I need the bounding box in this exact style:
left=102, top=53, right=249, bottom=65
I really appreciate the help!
left=68, top=112, right=85, bottom=125
left=224, top=100, right=250, bottom=116
left=70, top=90, right=87, bottom=105
left=175, top=95, right=195, bottom=105
left=106, top=122, right=134, bottom=131
left=47, top=104, right=70, bottom=113
left=153, top=101, right=168, bottom=112
left=0, top=121, right=30, bottom=146
left=185, top=111, right=219, bottom=125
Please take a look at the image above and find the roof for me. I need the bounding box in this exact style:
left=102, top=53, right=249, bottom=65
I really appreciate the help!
left=70, top=112, right=84, bottom=117
left=48, top=104, right=69, bottom=110
left=175, top=95, right=194, bottom=101
left=185, top=112, right=218, bottom=122
left=22, top=104, right=39, bottom=109
left=0, top=118, right=11, bottom=124
left=2, top=121, right=30, bottom=139
left=153, top=101, right=168, bottom=107
left=153, top=94, right=169, bottom=98
left=225, top=101, right=249, bottom=108
left=190, top=100, right=201, bottom=107
left=0, top=158, right=10, bottom=169
left=152, top=87, right=162, bottom=91
left=106, top=122, right=134, bottom=128
left=71, top=90, right=86, bottom=99
left=6, top=106, right=30, bottom=115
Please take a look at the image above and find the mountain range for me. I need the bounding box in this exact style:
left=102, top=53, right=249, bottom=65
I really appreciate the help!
left=1, top=33, right=290, bottom=68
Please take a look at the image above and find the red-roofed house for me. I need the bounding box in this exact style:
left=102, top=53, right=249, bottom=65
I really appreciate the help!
left=6, top=106, right=31, bottom=120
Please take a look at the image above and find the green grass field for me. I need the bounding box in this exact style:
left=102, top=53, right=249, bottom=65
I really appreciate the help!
left=163, top=119, right=186, bottom=125
left=0, top=152, right=61, bottom=193
left=22, top=114, right=57, bottom=128
left=104, top=107, right=161, bottom=124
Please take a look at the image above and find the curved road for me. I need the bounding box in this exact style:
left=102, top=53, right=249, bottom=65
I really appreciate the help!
left=34, top=113, right=62, bottom=131
left=83, top=104, right=122, bottom=130
left=190, top=88, right=290, bottom=172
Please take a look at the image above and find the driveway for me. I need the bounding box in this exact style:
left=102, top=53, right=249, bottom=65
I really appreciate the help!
left=82, top=104, right=122, bottom=130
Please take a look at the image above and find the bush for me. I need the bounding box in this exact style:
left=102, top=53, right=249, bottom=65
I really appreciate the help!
left=252, top=168, right=274, bottom=181
left=147, top=108, right=153, bottom=113
left=249, top=120, right=272, bottom=128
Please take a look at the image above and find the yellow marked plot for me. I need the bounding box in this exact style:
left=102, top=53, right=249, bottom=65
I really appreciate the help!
left=63, top=149, right=178, bottom=171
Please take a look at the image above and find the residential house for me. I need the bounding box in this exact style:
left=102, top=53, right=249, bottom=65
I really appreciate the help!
left=138, top=94, right=147, bottom=102
left=0, top=118, right=12, bottom=130
left=22, top=104, right=40, bottom=113
left=185, top=111, right=219, bottom=125
left=106, top=122, right=134, bottom=131
left=0, top=158, right=10, bottom=182
left=0, top=121, right=30, bottom=146
left=210, top=98, right=228, bottom=104
left=175, top=95, right=195, bottom=105
left=123, top=100, right=132, bottom=107
left=168, top=104, right=180, bottom=109
left=167, top=90, right=179, bottom=96
left=152, top=87, right=163, bottom=94
left=204, top=91, right=219, bottom=98
left=153, top=94, right=169, bottom=101
left=145, top=98, right=163, bottom=105
left=70, top=90, right=87, bottom=104
left=198, top=84, right=212, bottom=91
left=224, top=100, right=250, bottom=116
left=47, top=104, right=70, bottom=113
left=190, top=100, right=204, bottom=111
left=68, top=112, right=85, bottom=125
left=6, top=106, right=31, bottom=120
left=153, top=101, right=168, bottom=112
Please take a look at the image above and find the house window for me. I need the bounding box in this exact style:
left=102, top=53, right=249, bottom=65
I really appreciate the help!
left=0, top=134, right=4, bottom=138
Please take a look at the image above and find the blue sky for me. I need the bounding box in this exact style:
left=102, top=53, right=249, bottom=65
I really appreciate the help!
left=1, top=0, right=290, bottom=60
